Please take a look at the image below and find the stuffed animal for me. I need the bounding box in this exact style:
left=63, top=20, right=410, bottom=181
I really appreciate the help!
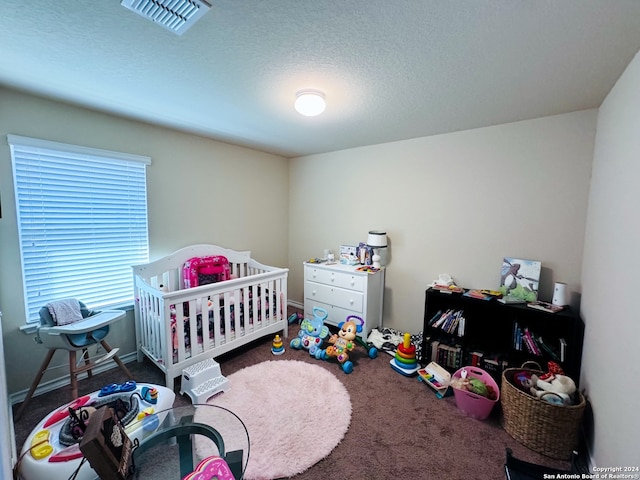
left=529, top=361, right=577, bottom=405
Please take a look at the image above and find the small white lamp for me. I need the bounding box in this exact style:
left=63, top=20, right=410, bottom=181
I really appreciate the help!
left=294, top=90, right=326, bottom=117
left=367, top=230, right=387, bottom=268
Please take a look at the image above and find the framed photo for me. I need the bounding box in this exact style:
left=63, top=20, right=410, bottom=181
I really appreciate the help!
left=499, top=257, right=541, bottom=302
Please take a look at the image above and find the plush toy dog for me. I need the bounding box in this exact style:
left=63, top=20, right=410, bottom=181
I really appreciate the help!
left=529, top=361, right=576, bottom=405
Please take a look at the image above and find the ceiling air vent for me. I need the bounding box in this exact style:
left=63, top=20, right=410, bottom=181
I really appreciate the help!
left=121, top=0, right=212, bottom=35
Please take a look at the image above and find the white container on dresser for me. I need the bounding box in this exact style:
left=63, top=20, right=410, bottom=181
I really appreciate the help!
left=303, top=262, right=384, bottom=339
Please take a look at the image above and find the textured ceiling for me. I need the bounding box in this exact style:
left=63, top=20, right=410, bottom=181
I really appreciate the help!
left=2, top=1, right=640, bottom=158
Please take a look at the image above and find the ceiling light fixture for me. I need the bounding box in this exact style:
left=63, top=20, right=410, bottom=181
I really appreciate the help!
left=294, top=90, right=326, bottom=117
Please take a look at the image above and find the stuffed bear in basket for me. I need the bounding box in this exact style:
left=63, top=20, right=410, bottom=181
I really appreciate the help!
left=528, top=361, right=577, bottom=406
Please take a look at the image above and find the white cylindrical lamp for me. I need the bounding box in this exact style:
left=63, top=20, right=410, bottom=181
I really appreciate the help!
left=367, top=230, right=388, bottom=267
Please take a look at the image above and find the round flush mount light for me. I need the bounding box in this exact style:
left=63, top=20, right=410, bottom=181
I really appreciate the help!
left=294, top=90, right=326, bottom=116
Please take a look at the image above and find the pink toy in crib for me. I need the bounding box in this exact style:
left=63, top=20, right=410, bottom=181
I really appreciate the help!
left=183, top=256, right=231, bottom=288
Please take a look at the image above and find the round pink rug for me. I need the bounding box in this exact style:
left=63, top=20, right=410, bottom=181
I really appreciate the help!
left=193, top=360, right=351, bottom=480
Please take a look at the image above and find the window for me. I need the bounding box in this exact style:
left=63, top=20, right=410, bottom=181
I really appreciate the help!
left=8, top=135, right=150, bottom=324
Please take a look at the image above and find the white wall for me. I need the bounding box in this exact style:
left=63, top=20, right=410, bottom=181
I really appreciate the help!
left=581, top=50, right=640, bottom=466
left=0, top=88, right=290, bottom=394
left=289, top=110, right=596, bottom=334
left=0, top=311, right=16, bottom=479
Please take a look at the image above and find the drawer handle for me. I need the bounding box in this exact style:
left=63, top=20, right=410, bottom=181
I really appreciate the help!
left=312, top=290, right=316, bottom=296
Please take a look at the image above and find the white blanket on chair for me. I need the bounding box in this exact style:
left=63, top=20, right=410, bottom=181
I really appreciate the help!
left=47, top=299, right=83, bottom=325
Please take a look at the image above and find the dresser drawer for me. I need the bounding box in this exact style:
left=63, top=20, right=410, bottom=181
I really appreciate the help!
left=305, top=267, right=365, bottom=291
left=304, top=300, right=363, bottom=329
left=305, top=282, right=364, bottom=312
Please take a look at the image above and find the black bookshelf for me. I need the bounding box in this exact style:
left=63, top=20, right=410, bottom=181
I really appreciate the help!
left=421, top=288, right=584, bottom=384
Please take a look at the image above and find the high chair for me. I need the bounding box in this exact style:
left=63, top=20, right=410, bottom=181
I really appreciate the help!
left=15, top=300, right=134, bottom=420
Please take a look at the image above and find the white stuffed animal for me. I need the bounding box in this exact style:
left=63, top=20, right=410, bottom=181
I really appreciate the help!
left=530, top=373, right=576, bottom=405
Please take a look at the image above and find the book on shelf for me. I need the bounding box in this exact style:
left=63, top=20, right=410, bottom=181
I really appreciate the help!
left=429, top=340, right=440, bottom=363
left=431, top=284, right=464, bottom=294
left=537, top=335, right=561, bottom=362
left=427, top=309, right=444, bottom=326
left=429, top=309, right=465, bottom=336
left=513, top=322, right=524, bottom=350
left=522, top=327, right=542, bottom=356
left=497, top=295, right=526, bottom=304
left=428, top=339, right=463, bottom=370
left=481, top=355, right=509, bottom=382
left=463, top=289, right=494, bottom=301
left=467, top=350, right=484, bottom=367
left=526, top=301, right=564, bottom=313
left=559, top=338, right=567, bottom=362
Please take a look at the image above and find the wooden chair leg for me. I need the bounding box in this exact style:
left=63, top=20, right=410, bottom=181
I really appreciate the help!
left=82, top=347, right=93, bottom=379
left=100, top=340, right=134, bottom=380
left=69, top=350, right=79, bottom=400
left=15, top=349, right=56, bottom=421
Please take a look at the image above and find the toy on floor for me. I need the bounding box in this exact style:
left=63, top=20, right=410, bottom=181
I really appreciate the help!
left=288, top=312, right=303, bottom=324
left=290, top=306, right=330, bottom=356
left=271, top=334, right=285, bottom=355
left=316, top=315, right=378, bottom=373
left=17, top=382, right=175, bottom=480
left=183, top=456, right=235, bottom=480
left=450, top=369, right=498, bottom=400
left=390, top=332, right=419, bottom=376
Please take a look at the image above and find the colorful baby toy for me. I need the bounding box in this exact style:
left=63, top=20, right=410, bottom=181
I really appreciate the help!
left=316, top=315, right=378, bottom=373
left=271, top=334, right=285, bottom=355
left=290, top=307, right=330, bottom=356
left=390, top=332, right=419, bottom=376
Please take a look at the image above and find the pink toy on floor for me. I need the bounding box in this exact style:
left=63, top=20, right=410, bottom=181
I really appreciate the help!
left=182, top=456, right=235, bottom=480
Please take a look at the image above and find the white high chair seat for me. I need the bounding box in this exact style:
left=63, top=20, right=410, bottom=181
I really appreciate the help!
left=15, top=300, right=135, bottom=420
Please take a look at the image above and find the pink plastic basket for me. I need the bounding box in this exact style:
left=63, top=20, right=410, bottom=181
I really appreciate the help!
left=452, top=366, right=500, bottom=420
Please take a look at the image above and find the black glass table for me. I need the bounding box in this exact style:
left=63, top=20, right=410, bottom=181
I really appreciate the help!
left=126, top=404, right=249, bottom=479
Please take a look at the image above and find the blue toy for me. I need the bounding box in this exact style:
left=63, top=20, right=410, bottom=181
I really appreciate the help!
left=290, top=307, right=330, bottom=356
left=316, top=315, right=378, bottom=373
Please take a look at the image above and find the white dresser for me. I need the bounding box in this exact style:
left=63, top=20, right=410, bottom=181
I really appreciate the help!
left=303, top=262, right=384, bottom=339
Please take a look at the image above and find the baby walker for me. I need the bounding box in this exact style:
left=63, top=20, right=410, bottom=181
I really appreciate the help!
left=17, top=381, right=175, bottom=480
left=290, top=306, right=331, bottom=356
left=315, top=315, right=378, bottom=373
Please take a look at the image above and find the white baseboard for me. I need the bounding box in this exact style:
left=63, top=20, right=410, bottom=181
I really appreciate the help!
left=288, top=300, right=303, bottom=310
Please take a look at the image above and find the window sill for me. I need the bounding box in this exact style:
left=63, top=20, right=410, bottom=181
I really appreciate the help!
left=20, top=324, right=38, bottom=335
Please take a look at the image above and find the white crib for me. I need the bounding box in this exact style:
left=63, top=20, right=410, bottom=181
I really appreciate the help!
left=132, top=244, right=288, bottom=388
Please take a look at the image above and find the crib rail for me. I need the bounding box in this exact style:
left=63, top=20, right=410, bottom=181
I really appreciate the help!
left=133, top=251, right=288, bottom=388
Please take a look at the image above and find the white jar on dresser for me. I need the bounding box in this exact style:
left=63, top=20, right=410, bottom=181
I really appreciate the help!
left=303, top=262, right=385, bottom=338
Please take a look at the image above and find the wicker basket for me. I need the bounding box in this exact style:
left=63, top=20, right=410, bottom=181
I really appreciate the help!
left=500, top=366, right=585, bottom=460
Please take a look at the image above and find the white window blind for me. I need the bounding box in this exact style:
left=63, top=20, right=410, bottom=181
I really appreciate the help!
left=8, top=135, right=151, bottom=324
